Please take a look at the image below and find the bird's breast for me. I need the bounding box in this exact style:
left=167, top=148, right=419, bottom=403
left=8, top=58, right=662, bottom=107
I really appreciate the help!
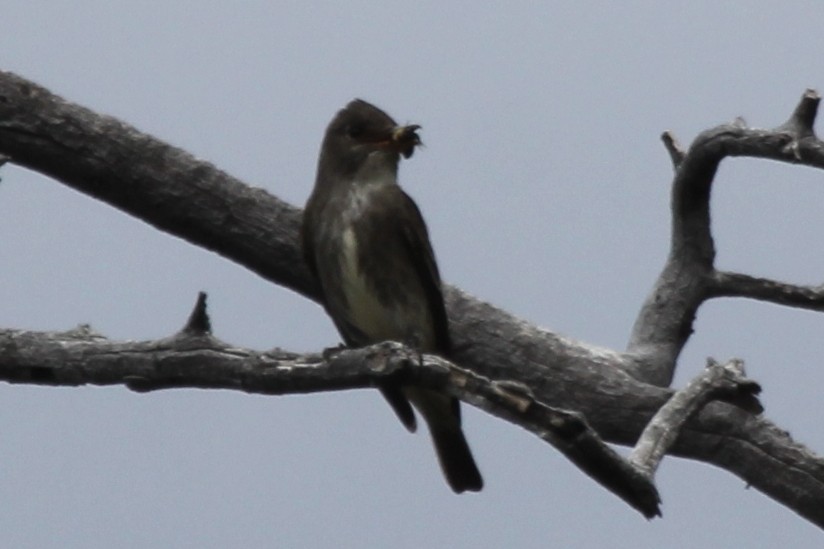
left=333, top=220, right=433, bottom=349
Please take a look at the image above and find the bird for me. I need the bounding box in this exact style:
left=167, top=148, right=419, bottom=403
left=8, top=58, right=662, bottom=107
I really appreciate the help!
left=301, top=99, right=483, bottom=493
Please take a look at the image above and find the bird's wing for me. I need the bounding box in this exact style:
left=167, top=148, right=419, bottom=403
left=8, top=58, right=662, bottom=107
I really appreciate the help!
left=374, top=186, right=452, bottom=356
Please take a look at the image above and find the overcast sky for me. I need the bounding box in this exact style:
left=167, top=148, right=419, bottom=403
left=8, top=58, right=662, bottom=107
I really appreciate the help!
left=2, top=2, right=824, bottom=547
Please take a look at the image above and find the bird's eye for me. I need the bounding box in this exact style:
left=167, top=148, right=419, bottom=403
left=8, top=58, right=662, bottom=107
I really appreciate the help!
left=346, top=124, right=364, bottom=139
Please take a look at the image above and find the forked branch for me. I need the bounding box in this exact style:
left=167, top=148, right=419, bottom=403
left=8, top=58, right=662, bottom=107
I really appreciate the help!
left=1, top=71, right=823, bottom=526
left=0, top=293, right=661, bottom=518
left=627, top=89, right=824, bottom=386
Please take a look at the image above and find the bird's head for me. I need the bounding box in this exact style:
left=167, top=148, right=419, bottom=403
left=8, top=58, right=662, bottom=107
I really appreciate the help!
left=320, top=100, right=422, bottom=176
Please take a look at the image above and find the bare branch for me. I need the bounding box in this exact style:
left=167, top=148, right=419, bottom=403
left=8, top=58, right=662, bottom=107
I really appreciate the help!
left=711, top=271, right=824, bottom=312
left=630, top=359, right=762, bottom=477
left=181, top=291, right=212, bottom=335
left=0, top=325, right=661, bottom=518
left=0, top=71, right=315, bottom=300
left=628, top=90, right=824, bottom=386
left=661, top=131, right=685, bottom=169
left=777, top=88, right=820, bottom=139
left=1, top=71, right=824, bottom=527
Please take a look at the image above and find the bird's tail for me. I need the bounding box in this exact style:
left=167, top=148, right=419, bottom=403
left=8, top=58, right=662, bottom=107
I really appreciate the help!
left=405, top=387, right=483, bottom=493
left=429, top=421, right=483, bottom=493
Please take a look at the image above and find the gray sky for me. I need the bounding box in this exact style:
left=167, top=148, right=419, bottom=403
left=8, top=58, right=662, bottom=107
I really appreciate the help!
left=2, top=2, right=823, bottom=547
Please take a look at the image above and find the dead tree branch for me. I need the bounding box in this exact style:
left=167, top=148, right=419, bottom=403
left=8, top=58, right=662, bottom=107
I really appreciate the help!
left=0, top=294, right=663, bottom=517
left=630, top=358, right=762, bottom=477
left=1, top=71, right=823, bottom=527
left=627, top=89, right=824, bottom=386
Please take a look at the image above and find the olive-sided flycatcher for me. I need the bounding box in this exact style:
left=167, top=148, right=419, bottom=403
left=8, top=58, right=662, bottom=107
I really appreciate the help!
left=301, top=99, right=483, bottom=493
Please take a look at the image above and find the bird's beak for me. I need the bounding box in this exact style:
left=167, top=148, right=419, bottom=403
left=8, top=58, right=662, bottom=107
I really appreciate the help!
left=390, top=124, right=422, bottom=158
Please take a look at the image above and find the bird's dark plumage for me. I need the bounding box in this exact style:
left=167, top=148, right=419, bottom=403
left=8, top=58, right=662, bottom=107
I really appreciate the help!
left=301, top=99, right=482, bottom=492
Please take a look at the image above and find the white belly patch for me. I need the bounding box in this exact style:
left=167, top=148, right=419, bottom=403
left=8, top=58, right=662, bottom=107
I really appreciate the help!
left=339, top=226, right=397, bottom=342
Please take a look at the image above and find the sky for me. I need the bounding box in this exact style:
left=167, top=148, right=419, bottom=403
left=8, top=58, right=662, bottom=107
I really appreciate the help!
left=1, top=1, right=823, bottom=547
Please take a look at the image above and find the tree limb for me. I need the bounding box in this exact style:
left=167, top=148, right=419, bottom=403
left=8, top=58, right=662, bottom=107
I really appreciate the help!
left=630, top=358, right=762, bottom=477
left=1, top=71, right=823, bottom=527
left=711, top=271, right=824, bottom=311
left=627, top=90, right=824, bottom=386
left=0, top=307, right=663, bottom=518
